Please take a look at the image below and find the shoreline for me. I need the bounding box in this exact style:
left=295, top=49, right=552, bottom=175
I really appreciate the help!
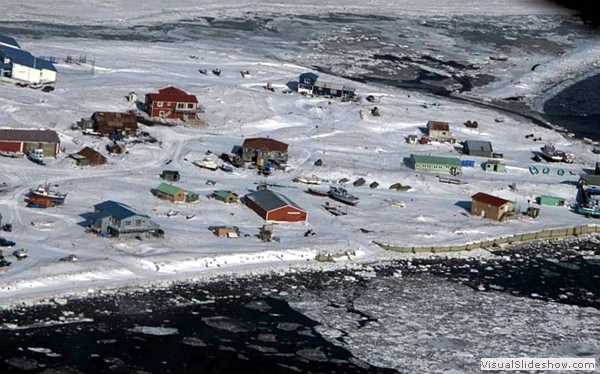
left=3, top=222, right=597, bottom=312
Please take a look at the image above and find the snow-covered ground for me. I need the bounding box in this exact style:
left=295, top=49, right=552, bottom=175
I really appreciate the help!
left=0, top=1, right=598, bottom=305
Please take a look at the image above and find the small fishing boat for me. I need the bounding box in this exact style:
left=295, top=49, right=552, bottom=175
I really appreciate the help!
left=293, top=175, right=322, bottom=185
left=540, top=144, right=575, bottom=163
left=28, top=184, right=67, bottom=207
left=328, top=186, right=359, bottom=206
left=193, top=159, right=219, bottom=171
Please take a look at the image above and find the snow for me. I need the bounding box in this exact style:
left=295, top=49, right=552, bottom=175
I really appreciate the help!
left=0, top=3, right=597, bottom=306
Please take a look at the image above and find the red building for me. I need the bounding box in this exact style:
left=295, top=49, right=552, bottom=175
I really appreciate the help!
left=145, top=86, right=199, bottom=121
left=244, top=189, right=307, bottom=223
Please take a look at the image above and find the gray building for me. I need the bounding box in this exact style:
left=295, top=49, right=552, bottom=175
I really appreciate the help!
left=463, top=140, right=493, bottom=158
left=89, top=200, right=162, bottom=238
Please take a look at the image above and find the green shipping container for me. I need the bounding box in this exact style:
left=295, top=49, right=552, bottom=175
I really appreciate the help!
left=537, top=195, right=565, bottom=207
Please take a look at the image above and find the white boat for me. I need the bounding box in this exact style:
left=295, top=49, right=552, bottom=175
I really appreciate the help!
left=0, top=151, right=25, bottom=158
left=293, top=175, right=322, bottom=185
left=28, top=184, right=67, bottom=205
left=540, top=144, right=575, bottom=163
left=193, top=159, right=219, bottom=171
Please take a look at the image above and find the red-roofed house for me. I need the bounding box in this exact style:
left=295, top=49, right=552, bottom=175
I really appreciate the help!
left=145, top=86, right=199, bottom=121
left=471, top=192, right=514, bottom=221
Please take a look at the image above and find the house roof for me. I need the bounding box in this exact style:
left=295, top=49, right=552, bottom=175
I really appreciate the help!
left=245, top=189, right=305, bottom=213
left=464, top=140, right=493, bottom=153
left=146, top=86, right=198, bottom=103
left=214, top=190, right=237, bottom=199
left=242, top=137, right=288, bottom=152
left=75, top=147, right=106, bottom=162
left=0, top=34, right=20, bottom=49
left=94, top=200, right=149, bottom=220
left=427, top=121, right=450, bottom=131
left=472, top=192, right=512, bottom=207
left=313, top=80, right=355, bottom=92
left=411, top=154, right=461, bottom=167
left=0, top=45, right=56, bottom=71
left=92, top=111, right=137, bottom=124
left=156, top=182, right=184, bottom=196
left=0, top=128, right=60, bottom=143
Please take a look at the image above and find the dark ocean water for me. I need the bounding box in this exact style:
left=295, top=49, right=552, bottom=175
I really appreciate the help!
left=543, top=73, right=600, bottom=140
left=1, top=235, right=599, bottom=373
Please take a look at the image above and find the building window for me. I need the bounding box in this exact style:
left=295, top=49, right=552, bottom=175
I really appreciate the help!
left=187, top=103, right=194, bottom=109
left=177, top=102, right=185, bottom=109
left=157, top=101, right=164, bottom=107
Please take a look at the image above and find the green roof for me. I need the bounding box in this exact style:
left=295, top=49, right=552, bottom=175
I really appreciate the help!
left=157, top=182, right=184, bottom=196
left=539, top=195, right=564, bottom=201
left=411, top=154, right=461, bottom=167
left=214, top=190, right=237, bottom=199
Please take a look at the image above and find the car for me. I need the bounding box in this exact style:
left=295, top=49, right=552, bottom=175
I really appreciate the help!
left=12, top=249, right=28, bottom=260
left=59, top=254, right=78, bottom=262
left=0, top=238, right=16, bottom=247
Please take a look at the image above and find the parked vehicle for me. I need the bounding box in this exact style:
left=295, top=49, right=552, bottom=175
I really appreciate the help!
left=0, top=238, right=16, bottom=247
left=12, top=249, right=28, bottom=260
left=59, top=254, right=79, bottom=262
left=27, top=149, right=45, bottom=165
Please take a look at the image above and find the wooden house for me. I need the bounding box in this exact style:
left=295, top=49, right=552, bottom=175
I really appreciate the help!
left=145, top=86, right=199, bottom=121
left=426, top=121, right=451, bottom=142
left=0, top=128, right=60, bottom=157
left=212, top=190, right=239, bottom=204
left=241, top=137, right=288, bottom=166
left=243, top=189, right=307, bottom=222
left=471, top=192, right=514, bottom=221
left=91, top=112, right=138, bottom=137
left=70, top=147, right=106, bottom=167
left=89, top=200, right=162, bottom=238
left=152, top=182, right=198, bottom=203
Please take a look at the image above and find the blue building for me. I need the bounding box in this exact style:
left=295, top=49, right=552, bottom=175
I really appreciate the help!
left=0, top=33, right=57, bottom=84
left=89, top=201, right=163, bottom=238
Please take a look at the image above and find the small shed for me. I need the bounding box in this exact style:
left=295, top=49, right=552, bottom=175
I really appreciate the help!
left=160, top=170, right=180, bottom=182
left=210, top=226, right=240, bottom=238
left=70, top=147, right=107, bottom=167
left=426, top=121, right=451, bottom=141
left=537, top=195, right=565, bottom=207
left=153, top=182, right=198, bottom=203
left=483, top=160, right=506, bottom=173
left=213, top=190, right=239, bottom=204
left=463, top=140, right=493, bottom=158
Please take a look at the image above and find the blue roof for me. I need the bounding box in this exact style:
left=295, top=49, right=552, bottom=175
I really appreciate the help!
left=94, top=200, right=149, bottom=220
left=0, top=34, right=20, bottom=49
left=0, top=45, right=56, bottom=72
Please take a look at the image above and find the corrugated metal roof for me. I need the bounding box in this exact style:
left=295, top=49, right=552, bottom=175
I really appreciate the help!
left=94, top=200, right=149, bottom=220
left=243, top=137, right=288, bottom=152
left=157, top=182, right=183, bottom=196
left=76, top=147, right=106, bottom=163
left=0, top=128, right=60, bottom=143
left=411, top=154, right=461, bottom=167
left=472, top=192, right=512, bottom=207
left=427, top=121, right=450, bottom=131
left=245, top=189, right=304, bottom=213
left=464, top=140, right=493, bottom=153
left=0, top=45, right=56, bottom=71
left=0, top=34, right=20, bottom=49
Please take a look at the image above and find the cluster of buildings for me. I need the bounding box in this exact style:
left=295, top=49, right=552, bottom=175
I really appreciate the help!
left=0, top=34, right=56, bottom=85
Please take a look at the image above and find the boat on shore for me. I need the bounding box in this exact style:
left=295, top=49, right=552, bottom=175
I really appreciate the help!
left=0, top=151, right=25, bottom=158
left=540, top=144, right=575, bottom=163
left=27, top=184, right=67, bottom=208
left=328, top=186, right=359, bottom=206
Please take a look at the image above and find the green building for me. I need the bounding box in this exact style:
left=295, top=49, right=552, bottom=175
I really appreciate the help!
left=483, top=160, right=506, bottom=173
left=213, top=190, right=239, bottom=204
left=409, top=154, right=462, bottom=175
left=537, top=195, right=565, bottom=207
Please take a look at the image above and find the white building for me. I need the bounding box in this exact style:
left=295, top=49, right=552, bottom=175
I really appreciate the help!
left=0, top=34, right=57, bottom=85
